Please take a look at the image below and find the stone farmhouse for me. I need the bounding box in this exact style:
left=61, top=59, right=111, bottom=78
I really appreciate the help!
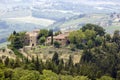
left=46, top=31, right=70, bottom=45
left=24, top=30, right=40, bottom=47
left=24, top=30, right=70, bottom=49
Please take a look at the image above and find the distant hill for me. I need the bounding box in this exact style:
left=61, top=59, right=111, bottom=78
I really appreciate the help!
left=50, top=13, right=120, bottom=34
left=0, top=0, right=120, bottom=45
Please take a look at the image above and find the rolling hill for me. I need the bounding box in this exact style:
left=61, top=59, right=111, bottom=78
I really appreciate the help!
left=0, top=0, right=120, bottom=46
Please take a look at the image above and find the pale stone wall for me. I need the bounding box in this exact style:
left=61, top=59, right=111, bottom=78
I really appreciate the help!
left=24, top=30, right=40, bottom=47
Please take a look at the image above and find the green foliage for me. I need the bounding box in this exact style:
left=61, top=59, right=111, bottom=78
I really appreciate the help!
left=8, top=31, right=26, bottom=49
left=69, top=30, right=85, bottom=44
left=4, top=69, right=13, bottom=80
left=97, top=76, right=114, bottom=80
left=112, top=30, right=120, bottom=43
left=54, top=41, right=61, bottom=48
left=35, top=55, right=41, bottom=72
left=20, top=71, right=40, bottom=80
left=84, top=29, right=96, bottom=40
left=40, top=29, right=48, bottom=37
left=82, top=23, right=105, bottom=36
left=105, top=34, right=111, bottom=42
left=55, top=31, right=62, bottom=36
left=95, top=36, right=103, bottom=46
left=12, top=68, right=39, bottom=80
left=116, top=71, right=120, bottom=80
left=12, top=48, right=24, bottom=58
left=73, top=76, right=90, bottom=80
left=52, top=52, right=59, bottom=65
left=49, top=29, right=54, bottom=45
left=4, top=57, right=10, bottom=67
left=0, top=69, right=4, bottom=80
left=5, top=24, right=120, bottom=80
left=41, top=70, right=58, bottom=80
left=70, top=44, right=76, bottom=51
left=39, top=36, right=46, bottom=45
left=68, top=24, right=105, bottom=49
left=60, top=75, right=73, bottom=80
left=87, top=40, right=94, bottom=49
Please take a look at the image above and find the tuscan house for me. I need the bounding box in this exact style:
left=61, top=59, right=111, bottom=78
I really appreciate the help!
left=24, top=30, right=40, bottom=47
left=46, top=31, right=70, bottom=45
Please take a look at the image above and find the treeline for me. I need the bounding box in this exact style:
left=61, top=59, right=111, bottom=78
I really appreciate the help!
left=6, top=23, right=120, bottom=79
left=0, top=53, right=114, bottom=80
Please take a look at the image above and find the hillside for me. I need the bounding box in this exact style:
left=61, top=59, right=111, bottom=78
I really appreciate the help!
left=0, top=25, right=119, bottom=79
left=50, top=13, right=120, bottom=33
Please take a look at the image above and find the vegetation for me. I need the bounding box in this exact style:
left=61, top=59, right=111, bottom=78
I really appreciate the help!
left=6, top=23, right=120, bottom=79
left=54, top=41, right=61, bottom=48
left=8, top=31, right=26, bottom=49
left=68, top=24, right=105, bottom=50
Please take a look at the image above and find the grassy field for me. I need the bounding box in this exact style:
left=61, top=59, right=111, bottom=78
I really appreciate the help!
left=3, top=16, right=55, bottom=27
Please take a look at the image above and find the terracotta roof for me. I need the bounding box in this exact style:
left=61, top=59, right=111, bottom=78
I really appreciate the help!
left=47, top=32, right=69, bottom=39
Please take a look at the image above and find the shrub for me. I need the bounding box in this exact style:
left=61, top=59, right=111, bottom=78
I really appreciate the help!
left=54, top=41, right=61, bottom=48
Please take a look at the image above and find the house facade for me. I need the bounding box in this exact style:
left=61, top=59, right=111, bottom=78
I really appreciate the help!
left=46, top=31, right=70, bottom=45
left=24, top=30, right=40, bottom=47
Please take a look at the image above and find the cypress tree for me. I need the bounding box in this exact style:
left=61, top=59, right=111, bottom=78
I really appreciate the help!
left=52, top=52, right=59, bottom=65
left=49, top=29, right=53, bottom=45
left=4, top=57, right=9, bottom=67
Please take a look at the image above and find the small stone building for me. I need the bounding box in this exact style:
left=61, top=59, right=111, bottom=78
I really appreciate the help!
left=24, top=30, right=40, bottom=47
left=46, top=31, right=70, bottom=45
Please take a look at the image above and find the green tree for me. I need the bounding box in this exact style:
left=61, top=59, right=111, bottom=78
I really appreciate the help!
left=4, top=69, right=13, bottom=80
left=95, top=36, right=103, bottom=47
left=69, top=30, right=85, bottom=44
left=13, top=31, right=17, bottom=35
left=82, top=24, right=105, bottom=36
left=84, top=29, right=96, bottom=40
left=0, top=69, right=4, bottom=80
left=49, top=29, right=53, bottom=45
left=60, top=75, right=73, bottom=80
left=41, top=70, right=58, bottom=80
left=12, top=68, right=37, bottom=80
left=87, top=40, right=94, bottom=49
left=105, top=34, right=111, bottom=42
left=13, top=57, right=21, bottom=68
left=112, top=30, right=120, bottom=43
left=4, top=57, right=10, bottom=67
left=97, top=76, right=114, bottom=80
left=73, top=76, right=89, bottom=80
left=19, top=71, right=40, bottom=80
left=37, top=29, right=49, bottom=39
left=39, top=36, right=46, bottom=45
left=8, top=31, right=26, bottom=49
left=68, top=55, right=73, bottom=67
left=58, top=59, right=64, bottom=73
left=116, top=71, right=120, bottom=80
left=35, top=55, right=41, bottom=72
left=52, top=52, right=59, bottom=65
left=54, top=41, right=61, bottom=48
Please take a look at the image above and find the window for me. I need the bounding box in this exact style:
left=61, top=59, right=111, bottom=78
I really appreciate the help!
left=32, top=44, right=34, bottom=46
